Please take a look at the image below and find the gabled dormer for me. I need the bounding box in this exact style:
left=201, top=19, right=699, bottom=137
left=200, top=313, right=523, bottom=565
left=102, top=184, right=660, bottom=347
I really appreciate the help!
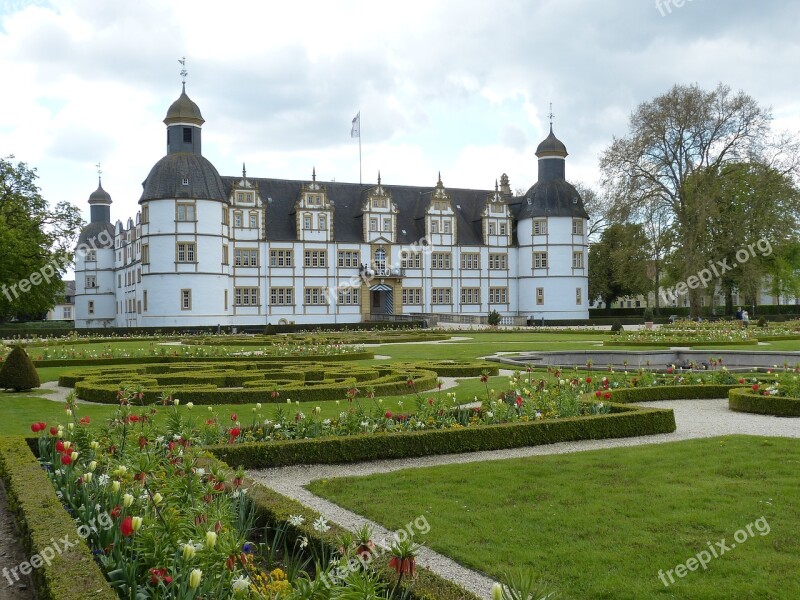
left=482, top=179, right=512, bottom=246
left=296, top=168, right=333, bottom=242
left=228, top=164, right=263, bottom=235
left=426, top=173, right=456, bottom=246
left=362, top=172, right=397, bottom=244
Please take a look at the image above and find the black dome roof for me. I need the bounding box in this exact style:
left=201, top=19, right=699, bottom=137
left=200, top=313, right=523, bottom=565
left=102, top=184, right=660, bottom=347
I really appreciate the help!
left=88, top=181, right=112, bottom=205
left=536, top=126, right=568, bottom=157
left=164, top=85, right=205, bottom=126
left=140, top=153, right=227, bottom=203
left=519, top=179, right=588, bottom=219
left=77, top=221, right=115, bottom=248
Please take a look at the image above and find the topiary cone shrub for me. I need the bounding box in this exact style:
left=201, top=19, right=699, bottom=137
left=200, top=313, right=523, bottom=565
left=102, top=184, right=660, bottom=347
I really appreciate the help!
left=610, top=320, right=624, bottom=334
left=0, top=345, right=41, bottom=391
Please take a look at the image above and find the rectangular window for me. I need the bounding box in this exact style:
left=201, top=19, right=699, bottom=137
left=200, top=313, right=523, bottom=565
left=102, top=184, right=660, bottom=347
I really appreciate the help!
left=234, top=248, right=259, bottom=267
left=337, top=287, right=360, bottom=305
left=430, top=220, right=439, bottom=234
left=488, top=222, right=496, bottom=235
left=249, top=212, right=258, bottom=228
left=234, top=287, right=260, bottom=306
left=85, top=275, right=96, bottom=289
left=337, top=250, right=359, bottom=268
left=117, top=274, right=121, bottom=288
left=319, top=214, right=327, bottom=230
left=460, top=253, right=480, bottom=269
left=383, top=217, right=392, bottom=232
left=400, top=251, right=421, bottom=269
left=222, top=244, right=229, bottom=265
left=431, top=252, right=451, bottom=269
left=402, top=288, right=422, bottom=305
left=63, top=306, right=72, bottom=319
left=304, top=249, right=327, bottom=268
left=224, top=289, right=228, bottom=310
left=303, top=287, right=327, bottom=305
left=443, top=220, right=451, bottom=234
left=460, top=287, right=480, bottom=304
left=572, top=251, right=583, bottom=269
left=137, top=268, right=141, bottom=283
left=488, top=253, right=507, bottom=270
left=137, top=300, right=142, bottom=314
left=269, top=249, right=293, bottom=267
left=499, top=223, right=507, bottom=235
left=141, top=205, right=149, bottom=224
left=176, top=203, right=196, bottom=221
left=536, top=287, right=544, bottom=305
left=304, top=215, right=312, bottom=230
left=533, top=252, right=548, bottom=269
left=533, top=219, right=547, bottom=235
left=182, top=127, right=192, bottom=143
left=181, top=289, right=192, bottom=310
left=176, top=242, right=196, bottom=263
left=576, top=287, right=582, bottom=305
left=222, top=206, right=229, bottom=225
left=142, top=244, right=149, bottom=264
left=369, top=218, right=378, bottom=231
left=270, top=287, right=294, bottom=305
left=86, top=249, right=96, bottom=262
left=489, top=287, right=508, bottom=304
left=143, top=290, right=148, bottom=312
left=431, top=288, right=452, bottom=305
left=234, top=212, right=243, bottom=228
left=572, top=219, right=584, bottom=235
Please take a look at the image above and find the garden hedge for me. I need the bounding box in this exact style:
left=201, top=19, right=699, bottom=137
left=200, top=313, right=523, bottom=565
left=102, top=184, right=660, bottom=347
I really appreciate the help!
left=32, top=350, right=374, bottom=368
left=0, top=437, right=116, bottom=600
left=207, top=404, right=676, bottom=469
left=602, top=340, right=758, bottom=347
left=728, top=388, right=800, bottom=417
left=603, top=384, right=743, bottom=403
left=389, top=361, right=499, bottom=377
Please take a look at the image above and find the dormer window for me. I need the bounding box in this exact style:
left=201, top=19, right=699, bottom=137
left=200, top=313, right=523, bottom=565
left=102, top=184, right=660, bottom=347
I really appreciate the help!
left=303, top=214, right=312, bottom=230
left=499, top=223, right=507, bottom=235
left=431, top=221, right=439, bottom=234
left=319, top=214, right=327, bottom=230
left=488, top=222, right=496, bottom=235
left=383, top=217, right=391, bottom=232
left=490, top=203, right=503, bottom=213
left=369, top=218, right=378, bottom=231
left=443, top=220, right=451, bottom=234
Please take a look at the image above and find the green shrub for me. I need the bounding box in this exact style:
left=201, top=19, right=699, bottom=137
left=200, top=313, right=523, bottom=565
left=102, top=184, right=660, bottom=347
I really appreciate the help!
left=643, top=307, right=654, bottom=321
left=488, top=310, right=502, bottom=326
left=604, top=384, right=742, bottom=403
left=728, top=388, right=800, bottom=417
left=0, top=437, right=116, bottom=600
left=610, top=320, right=624, bottom=333
left=207, top=405, right=676, bottom=468
left=0, top=345, right=40, bottom=391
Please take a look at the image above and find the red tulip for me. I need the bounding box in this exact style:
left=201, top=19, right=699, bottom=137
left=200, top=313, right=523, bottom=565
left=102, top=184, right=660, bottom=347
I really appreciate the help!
left=61, top=454, right=72, bottom=465
left=604, top=392, right=612, bottom=400
left=595, top=390, right=602, bottom=398
left=230, top=413, right=238, bottom=422
left=55, top=440, right=65, bottom=453
left=515, top=396, right=523, bottom=407
left=229, top=427, right=241, bottom=438
left=585, top=377, right=592, bottom=383
left=752, top=384, right=759, bottom=391
left=110, top=505, right=121, bottom=518
left=49, top=426, right=58, bottom=436
left=120, top=516, right=134, bottom=537
left=385, top=411, right=393, bottom=419
left=739, top=379, right=746, bottom=384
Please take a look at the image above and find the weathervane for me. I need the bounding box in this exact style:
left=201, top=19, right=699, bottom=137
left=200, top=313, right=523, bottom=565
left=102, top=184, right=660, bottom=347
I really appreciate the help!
left=179, top=57, right=188, bottom=85
left=548, top=102, right=554, bottom=128
left=96, top=161, right=102, bottom=184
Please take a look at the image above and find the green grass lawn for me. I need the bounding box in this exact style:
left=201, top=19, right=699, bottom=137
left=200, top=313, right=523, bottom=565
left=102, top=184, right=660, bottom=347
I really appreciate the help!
left=307, top=436, right=800, bottom=600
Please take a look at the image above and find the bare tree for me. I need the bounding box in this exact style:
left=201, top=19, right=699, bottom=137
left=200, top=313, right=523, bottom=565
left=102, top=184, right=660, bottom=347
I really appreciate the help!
left=600, top=83, right=773, bottom=316
left=571, top=181, right=611, bottom=243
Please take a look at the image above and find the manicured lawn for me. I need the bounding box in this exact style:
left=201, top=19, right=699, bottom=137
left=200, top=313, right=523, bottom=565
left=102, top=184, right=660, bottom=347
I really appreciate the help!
left=307, top=436, right=800, bottom=599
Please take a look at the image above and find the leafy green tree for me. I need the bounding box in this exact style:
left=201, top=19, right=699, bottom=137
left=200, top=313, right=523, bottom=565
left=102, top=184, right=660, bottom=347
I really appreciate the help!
left=0, top=156, right=83, bottom=321
left=589, top=223, right=651, bottom=313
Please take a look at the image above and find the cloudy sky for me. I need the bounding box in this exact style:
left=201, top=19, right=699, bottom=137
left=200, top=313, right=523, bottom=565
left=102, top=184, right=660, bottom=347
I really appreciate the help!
left=1, top=0, right=799, bottom=227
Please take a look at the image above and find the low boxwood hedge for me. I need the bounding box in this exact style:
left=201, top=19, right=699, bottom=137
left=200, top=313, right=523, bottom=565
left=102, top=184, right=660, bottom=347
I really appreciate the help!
left=390, top=360, right=499, bottom=377
left=728, top=388, right=800, bottom=416
left=603, top=384, right=743, bottom=403
left=602, top=340, right=758, bottom=347
left=207, top=405, right=676, bottom=469
left=0, top=437, right=116, bottom=600
left=33, top=351, right=374, bottom=368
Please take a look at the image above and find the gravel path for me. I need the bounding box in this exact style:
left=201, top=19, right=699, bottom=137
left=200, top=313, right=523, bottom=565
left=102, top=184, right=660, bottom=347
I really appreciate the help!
left=248, top=399, right=799, bottom=599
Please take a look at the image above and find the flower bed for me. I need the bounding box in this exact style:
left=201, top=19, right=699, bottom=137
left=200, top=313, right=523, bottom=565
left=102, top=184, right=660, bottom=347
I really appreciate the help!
left=15, top=400, right=479, bottom=600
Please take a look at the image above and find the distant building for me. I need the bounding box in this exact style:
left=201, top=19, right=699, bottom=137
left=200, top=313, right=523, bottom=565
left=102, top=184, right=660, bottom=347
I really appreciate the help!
left=74, top=84, right=590, bottom=328
left=46, top=280, right=75, bottom=321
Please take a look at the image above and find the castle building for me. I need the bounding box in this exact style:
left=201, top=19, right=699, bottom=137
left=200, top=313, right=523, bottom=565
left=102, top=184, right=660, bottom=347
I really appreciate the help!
left=74, top=85, right=589, bottom=328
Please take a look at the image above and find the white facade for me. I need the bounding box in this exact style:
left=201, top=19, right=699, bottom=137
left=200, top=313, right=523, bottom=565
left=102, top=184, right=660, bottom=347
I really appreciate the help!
left=74, top=88, right=589, bottom=328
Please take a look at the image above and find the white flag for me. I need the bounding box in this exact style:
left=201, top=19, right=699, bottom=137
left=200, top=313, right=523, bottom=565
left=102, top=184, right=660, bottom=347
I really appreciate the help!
left=351, top=112, right=360, bottom=138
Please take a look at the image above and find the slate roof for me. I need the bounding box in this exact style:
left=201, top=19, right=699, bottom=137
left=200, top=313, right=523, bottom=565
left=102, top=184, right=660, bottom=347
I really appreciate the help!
left=519, top=179, right=589, bottom=220
left=220, top=177, right=536, bottom=246
left=88, top=181, right=112, bottom=205
left=140, top=153, right=227, bottom=203
left=77, top=221, right=115, bottom=248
